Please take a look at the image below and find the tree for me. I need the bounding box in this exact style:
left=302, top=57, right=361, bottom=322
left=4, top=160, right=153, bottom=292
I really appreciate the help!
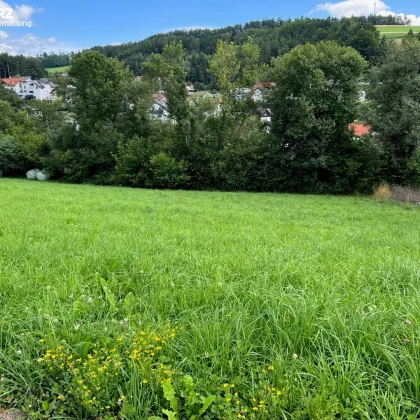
left=209, top=40, right=241, bottom=97
left=48, top=51, right=133, bottom=182
left=69, top=51, right=132, bottom=129
left=368, top=38, right=420, bottom=185
left=269, top=41, right=367, bottom=193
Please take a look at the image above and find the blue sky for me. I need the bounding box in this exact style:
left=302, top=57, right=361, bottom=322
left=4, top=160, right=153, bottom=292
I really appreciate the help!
left=0, top=0, right=419, bottom=55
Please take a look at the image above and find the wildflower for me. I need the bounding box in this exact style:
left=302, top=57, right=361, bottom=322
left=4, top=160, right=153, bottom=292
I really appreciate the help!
left=106, top=405, right=111, bottom=409
left=87, top=297, right=93, bottom=303
left=293, top=353, right=298, bottom=359
left=268, top=365, right=275, bottom=371
left=226, top=398, right=231, bottom=403
left=403, top=338, right=410, bottom=344
left=74, top=324, right=80, bottom=331
left=223, top=383, right=229, bottom=388
left=142, top=379, right=148, bottom=384
left=16, top=350, right=22, bottom=355
left=276, top=390, right=281, bottom=396
left=253, top=407, right=259, bottom=411
left=39, top=338, right=45, bottom=343
left=406, top=320, right=413, bottom=325
left=57, top=395, right=64, bottom=400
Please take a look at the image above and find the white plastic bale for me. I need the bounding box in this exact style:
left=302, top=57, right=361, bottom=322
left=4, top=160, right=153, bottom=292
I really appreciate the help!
left=36, top=171, right=50, bottom=181
left=26, top=170, right=37, bottom=179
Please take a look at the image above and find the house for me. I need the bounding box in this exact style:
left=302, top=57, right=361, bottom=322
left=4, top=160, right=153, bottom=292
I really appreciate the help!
left=260, top=108, right=272, bottom=123
left=150, top=91, right=171, bottom=121
left=348, top=122, right=372, bottom=137
left=1, top=77, right=56, bottom=101
left=252, top=82, right=276, bottom=101
left=186, top=82, right=195, bottom=94
left=1, top=77, right=25, bottom=95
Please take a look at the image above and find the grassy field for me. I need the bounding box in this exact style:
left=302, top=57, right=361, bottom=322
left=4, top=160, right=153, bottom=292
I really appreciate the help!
left=46, top=66, right=71, bottom=74
left=376, top=25, right=420, bottom=39
left=1, top=179, right=420, bottom=419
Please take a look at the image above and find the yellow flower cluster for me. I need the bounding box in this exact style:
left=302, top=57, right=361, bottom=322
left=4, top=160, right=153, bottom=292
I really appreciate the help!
left=127, top=326, right=177, bottom=362
left=38, top=341, right=123, bottom=413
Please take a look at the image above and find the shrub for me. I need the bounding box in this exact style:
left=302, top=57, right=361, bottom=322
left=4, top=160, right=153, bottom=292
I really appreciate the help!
left=391, top=185, right=420, bottom=204
left=373, top=184, right=420, bottom=204
left=0, top=135, right=26, bottom=173
left=149, top=152, right=190, bottom=189
left=372, top=184, right=392, bottom=201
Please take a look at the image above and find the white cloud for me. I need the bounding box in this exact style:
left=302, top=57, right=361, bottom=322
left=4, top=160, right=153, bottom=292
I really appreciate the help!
left=312, top=0, right=420, bottom=25
left=0, top=33, right=81, bottom=56
left=0, top=1, right=37, bottom=22
left=0, top=29, right=8, bottom=38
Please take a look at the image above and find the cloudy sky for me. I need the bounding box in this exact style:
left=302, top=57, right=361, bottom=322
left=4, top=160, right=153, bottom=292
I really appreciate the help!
left=0, top=0, right=419, bottom=56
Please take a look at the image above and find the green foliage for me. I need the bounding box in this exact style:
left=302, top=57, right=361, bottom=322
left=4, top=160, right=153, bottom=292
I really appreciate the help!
left=270, top=41, right=368, bottom=193
left=408, top=147, right=420, bottom=186
left=91, top=17, right=380, bottom=81
left=69, top=51, right=132, bottom=128
left=149, top=152, right=190, bottom=189
left=368, top=37, right=420, bottom=185
left=0, top=135, right=26, bottom=172
left=0, top=53, right=46, bottom=79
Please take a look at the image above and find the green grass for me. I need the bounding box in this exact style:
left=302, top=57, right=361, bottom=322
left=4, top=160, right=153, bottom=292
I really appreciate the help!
left=376, top=25, right=420, bottom=39
left=46, top=66, right=71, bottom=74
left=1, top=179, right=420, bottom=418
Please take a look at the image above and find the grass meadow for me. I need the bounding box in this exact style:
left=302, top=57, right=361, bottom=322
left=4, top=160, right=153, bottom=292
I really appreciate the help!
left=376, top=25, right=420, bottom=39
left=46, top=66, right=71, bottom=74
left=1, top=179, right=420, bottom=419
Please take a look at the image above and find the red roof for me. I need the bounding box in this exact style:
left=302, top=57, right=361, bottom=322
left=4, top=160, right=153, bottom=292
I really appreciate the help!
left=348, top=123, right=371, bottom=137
left=253, top=82, right=276, bottom=90
left=1, top=77, right=25, bottom=87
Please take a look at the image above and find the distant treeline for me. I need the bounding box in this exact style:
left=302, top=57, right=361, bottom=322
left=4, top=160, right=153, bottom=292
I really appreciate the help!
left=0, top=15, right=408, bottom=83
left=0, top=54, right=46, bottom=79
left=91, top=17, right=384, bottom=85
left=36, top=52, right=74, bottom=69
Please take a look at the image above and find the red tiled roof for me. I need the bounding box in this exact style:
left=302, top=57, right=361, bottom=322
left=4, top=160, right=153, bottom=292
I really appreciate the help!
left=253, top=82, right=276, bottom=90
left=1, top=77, right=25, bottom=87
left=348, top=123, right=371, bottom=137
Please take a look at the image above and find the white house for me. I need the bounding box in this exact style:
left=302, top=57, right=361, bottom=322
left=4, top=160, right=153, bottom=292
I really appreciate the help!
left=1, top=77, right=56, bottom=101
left=1, top=77, right=25, bottom=95
left=150, top=91, right=171, bottom=121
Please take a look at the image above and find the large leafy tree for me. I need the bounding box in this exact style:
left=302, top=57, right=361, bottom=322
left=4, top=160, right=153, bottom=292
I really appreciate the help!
left=48, top=51, right=133, bottom=182
left=368, top=38, right=420, bottom=185
left=69, top=51, right=132, bottom=129
left=269, top=41, right=367, bottom=193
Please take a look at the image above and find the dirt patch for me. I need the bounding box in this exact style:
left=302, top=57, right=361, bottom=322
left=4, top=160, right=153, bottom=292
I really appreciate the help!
left=0, top=410, right=26, bottom=420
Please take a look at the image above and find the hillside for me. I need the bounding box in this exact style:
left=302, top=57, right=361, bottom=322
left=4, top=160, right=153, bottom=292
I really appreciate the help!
left=91, top=17, right=381, bottom=85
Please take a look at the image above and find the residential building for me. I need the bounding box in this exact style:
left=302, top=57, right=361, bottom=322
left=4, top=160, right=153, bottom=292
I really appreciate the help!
left=1, top=77, right=57, bottom=101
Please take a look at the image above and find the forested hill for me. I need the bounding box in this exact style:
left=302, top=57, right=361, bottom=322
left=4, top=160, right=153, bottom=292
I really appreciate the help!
left=90, top=16, right=382, bottom=83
